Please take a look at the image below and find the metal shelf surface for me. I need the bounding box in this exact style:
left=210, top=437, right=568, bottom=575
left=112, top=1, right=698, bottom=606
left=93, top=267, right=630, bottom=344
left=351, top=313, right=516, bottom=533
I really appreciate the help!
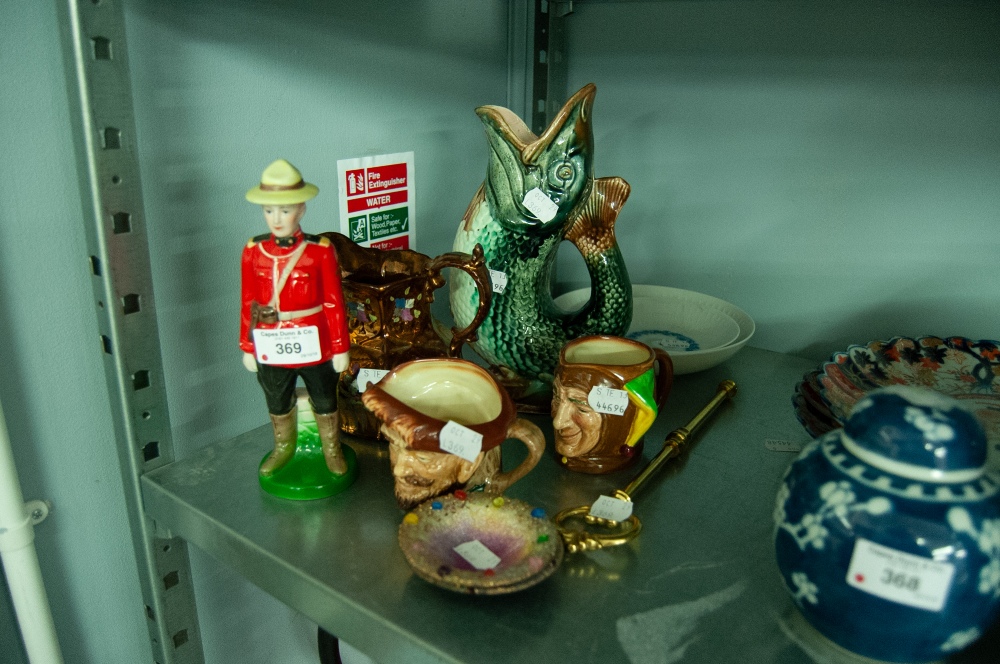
left=140, top=347, right=999, bottom=663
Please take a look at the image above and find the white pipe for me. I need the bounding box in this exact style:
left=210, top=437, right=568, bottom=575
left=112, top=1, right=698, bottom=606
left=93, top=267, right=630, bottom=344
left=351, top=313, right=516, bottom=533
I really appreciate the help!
left=0, top=397, right=63, bottom=664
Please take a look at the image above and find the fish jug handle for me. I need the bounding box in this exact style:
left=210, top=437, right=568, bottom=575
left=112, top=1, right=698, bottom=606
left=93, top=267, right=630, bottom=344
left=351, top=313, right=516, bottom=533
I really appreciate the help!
left=427, top=244, right=493, bottom=357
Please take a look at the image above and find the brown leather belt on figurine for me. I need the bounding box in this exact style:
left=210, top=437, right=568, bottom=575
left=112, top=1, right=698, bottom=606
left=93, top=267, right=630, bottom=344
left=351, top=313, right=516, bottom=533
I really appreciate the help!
left=248, top=302, right=324, bottom=339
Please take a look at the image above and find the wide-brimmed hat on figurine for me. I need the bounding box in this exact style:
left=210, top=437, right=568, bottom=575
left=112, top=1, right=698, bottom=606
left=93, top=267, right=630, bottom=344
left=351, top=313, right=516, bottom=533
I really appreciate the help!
left=246, top=159, right=319, bottom=205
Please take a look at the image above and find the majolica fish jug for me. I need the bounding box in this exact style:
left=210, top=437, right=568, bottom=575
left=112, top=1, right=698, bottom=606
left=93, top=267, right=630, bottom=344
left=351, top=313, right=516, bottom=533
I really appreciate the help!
left=322, top=232, right=491, bottom=437
left=449, top=83, right=633, bottom=409
left=774, top=386, right=1000, bottom=662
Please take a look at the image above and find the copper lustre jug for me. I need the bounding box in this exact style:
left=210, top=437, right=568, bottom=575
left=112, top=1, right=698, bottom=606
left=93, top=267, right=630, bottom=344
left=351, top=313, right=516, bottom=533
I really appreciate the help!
left=322, top=232, right=492, bottom=437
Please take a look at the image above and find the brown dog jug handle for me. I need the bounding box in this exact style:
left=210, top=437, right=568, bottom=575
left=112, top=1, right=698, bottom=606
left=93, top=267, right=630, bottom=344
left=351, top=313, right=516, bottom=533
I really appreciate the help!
left=427, top=244, right=493, bottom=357
left=486, top=418, right=546, bottom=495
left=652, top=348, right=674, bottom=410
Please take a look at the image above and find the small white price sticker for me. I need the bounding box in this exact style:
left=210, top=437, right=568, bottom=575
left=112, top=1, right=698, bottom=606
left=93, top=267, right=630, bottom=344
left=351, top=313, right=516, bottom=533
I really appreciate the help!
left=765, top=439, right=804, bottom=453
left=439, top=421, right=483, bottom=462
left=522, top=187, right=558, bottom=222
left=589, top=495, right=634, bottom=522
left=453, top=540, right=501, bottom=570
left=846, top=538, right=955, bottom=612
left=588, top=386, right=629, bottom=416
left=489, top=269, right=508, bottom=294
left=356, top=368, right=389, bottom=393
left=253, top=326, right=322, bottom=365
left=661, top=340, right=690, bottom=351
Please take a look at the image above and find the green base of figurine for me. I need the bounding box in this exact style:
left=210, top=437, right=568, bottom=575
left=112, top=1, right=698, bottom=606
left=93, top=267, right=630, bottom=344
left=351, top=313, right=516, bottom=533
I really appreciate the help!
left=258, top=436, right=358, bottom=501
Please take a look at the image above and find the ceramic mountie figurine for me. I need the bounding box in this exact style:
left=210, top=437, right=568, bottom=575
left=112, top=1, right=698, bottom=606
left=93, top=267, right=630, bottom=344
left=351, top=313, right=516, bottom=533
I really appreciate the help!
left=450, top=83, right=633, bottom=409
left=360, top=359, right=545, bottom=510
left=774, top=386, right=1000, bottom=662
left=240, top=159, right=357, bottom=497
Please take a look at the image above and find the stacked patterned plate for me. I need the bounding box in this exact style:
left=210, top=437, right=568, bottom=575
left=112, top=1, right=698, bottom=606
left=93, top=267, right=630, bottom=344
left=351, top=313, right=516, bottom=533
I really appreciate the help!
left=793, top=336, right=1000, bottom=442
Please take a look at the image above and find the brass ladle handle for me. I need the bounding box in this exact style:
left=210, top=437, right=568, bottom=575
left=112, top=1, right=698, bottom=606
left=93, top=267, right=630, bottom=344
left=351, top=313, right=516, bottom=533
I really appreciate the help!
left=555, top=380, right=737, bottom=553
left=555, top=505, right=642, bottom=554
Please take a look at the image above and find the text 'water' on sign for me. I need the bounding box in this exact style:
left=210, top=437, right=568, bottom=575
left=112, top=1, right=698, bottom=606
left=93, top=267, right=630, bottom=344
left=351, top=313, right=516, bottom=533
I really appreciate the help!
left=347, top=188, right=408, bottom=213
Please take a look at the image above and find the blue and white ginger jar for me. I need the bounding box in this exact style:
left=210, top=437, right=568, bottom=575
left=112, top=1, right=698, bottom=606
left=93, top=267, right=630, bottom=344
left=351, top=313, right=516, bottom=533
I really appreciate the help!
left=774, top=385, right=1000, bottom=662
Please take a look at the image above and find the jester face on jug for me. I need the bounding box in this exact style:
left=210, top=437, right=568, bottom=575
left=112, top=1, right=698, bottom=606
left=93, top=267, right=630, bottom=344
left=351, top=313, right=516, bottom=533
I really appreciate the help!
left=552, top=336, right=673, bottom=474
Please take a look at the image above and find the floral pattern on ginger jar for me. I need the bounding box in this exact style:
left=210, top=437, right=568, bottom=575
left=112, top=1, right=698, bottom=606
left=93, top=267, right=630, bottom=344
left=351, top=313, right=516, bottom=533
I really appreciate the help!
left=774, top=385, right=1000, bottom=662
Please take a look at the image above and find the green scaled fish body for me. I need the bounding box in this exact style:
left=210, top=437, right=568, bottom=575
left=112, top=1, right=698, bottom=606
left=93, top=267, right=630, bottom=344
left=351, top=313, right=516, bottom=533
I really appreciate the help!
left=450, top=84, right=632, bottom=384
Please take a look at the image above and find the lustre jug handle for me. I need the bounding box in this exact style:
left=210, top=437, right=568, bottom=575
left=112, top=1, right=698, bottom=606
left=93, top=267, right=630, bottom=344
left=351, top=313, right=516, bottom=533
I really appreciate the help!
left=485, top=418, right=546, bottom=495
left=427, top=244, right=492, bottom=357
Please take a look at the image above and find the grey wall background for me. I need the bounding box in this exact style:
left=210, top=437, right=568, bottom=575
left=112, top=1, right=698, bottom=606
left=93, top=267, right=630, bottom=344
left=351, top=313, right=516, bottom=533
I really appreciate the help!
left=1, top=1, right=997, bottom=663
left=558, top=0, right=999, bottom=359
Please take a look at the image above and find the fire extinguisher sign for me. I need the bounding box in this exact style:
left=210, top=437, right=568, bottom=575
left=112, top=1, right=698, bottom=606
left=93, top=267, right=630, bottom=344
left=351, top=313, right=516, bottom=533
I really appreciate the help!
left=337, top=151, right=415, bottom=250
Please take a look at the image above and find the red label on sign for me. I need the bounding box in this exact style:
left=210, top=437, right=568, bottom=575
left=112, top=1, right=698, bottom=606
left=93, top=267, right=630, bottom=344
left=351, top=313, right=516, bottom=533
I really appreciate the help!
left=366, top=163, right=407, bottom=193
left=346, top=188, right=408, bottom=213
left=345, top=169, right=365, bottom=196
left=370, top=236, right=409, bottom=251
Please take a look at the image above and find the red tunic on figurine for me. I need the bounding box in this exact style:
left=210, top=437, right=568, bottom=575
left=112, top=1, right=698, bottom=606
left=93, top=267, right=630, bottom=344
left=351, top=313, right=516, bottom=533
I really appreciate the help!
left=240, top=229, right=349, bottom=366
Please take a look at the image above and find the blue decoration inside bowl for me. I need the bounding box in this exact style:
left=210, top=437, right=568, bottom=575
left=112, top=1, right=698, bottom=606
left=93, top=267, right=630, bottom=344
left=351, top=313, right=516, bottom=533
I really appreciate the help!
left=628, top=329, right=701, bottom=353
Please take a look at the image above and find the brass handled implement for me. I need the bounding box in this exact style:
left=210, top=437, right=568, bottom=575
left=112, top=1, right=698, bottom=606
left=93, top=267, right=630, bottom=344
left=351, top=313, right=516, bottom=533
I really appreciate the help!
left=555, top=380, right=738, bottom=553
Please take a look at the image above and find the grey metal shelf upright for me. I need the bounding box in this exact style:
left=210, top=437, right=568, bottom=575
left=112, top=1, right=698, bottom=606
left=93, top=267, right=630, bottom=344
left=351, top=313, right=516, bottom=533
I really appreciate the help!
left=58, top=1, right=204, bottom=662
left=57, top=1, right=570, bottom=662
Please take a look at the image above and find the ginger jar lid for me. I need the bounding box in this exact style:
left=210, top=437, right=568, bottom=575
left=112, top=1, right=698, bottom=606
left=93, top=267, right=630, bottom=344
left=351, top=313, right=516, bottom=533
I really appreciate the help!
left=842, top=386, right=987, bottom=483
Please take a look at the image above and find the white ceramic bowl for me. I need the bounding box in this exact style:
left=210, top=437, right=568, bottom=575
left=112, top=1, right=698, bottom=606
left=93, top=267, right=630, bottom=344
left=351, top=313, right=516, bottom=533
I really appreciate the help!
left=629, top=299, right=741, bottom=353
left=554, top=285, right=755, bottom=375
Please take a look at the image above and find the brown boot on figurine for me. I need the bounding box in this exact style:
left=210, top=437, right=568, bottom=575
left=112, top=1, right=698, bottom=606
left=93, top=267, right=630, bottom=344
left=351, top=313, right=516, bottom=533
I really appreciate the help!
left=315, top=411, right=347, bottom=475
left=260, top=408, right=297, bottom=476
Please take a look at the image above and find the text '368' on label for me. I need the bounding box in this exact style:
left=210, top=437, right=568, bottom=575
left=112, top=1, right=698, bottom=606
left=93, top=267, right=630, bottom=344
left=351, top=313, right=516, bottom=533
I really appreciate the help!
left=846, top=538, right=955, bottom=612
